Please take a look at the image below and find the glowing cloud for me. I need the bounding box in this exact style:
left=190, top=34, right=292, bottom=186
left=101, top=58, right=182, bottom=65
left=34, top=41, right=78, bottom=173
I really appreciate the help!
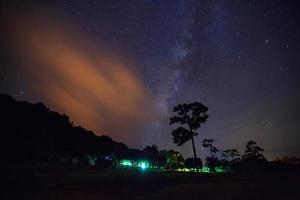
left=5, top=11, right=156, bottom=144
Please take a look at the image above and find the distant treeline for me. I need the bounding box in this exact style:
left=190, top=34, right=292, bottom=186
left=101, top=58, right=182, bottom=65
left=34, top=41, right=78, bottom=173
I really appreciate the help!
left=0, top=94, right=183, bottom=168
left=0, top=94, right=123, bottom=162
left=0, top=93, right=299, bottom=173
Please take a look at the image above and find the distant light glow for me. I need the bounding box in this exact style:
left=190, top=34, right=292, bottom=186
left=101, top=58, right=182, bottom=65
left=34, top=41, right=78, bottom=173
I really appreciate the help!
left=120, top=159, right=132, bottom=167
left=141, top=163, right=146, bottom=169
left=201, top=166, right=210, bottom=173
left=215, top=166, right=227, bottom=173
left=177, top=168, right=193, bottom=172
left=138, top=161, right=149, bottom=169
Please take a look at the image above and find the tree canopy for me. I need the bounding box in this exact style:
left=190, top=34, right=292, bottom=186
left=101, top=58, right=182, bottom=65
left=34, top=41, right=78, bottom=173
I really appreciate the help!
left=170, top=102, right=209, bottom=146
left=170, top=102, right=208, bottom=172
left=242, top=140, right=266, bottom=162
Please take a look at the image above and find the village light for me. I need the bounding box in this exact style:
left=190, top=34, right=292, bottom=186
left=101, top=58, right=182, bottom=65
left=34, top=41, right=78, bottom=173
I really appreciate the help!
left=140, top=162, right=146, bottom=169
left=201, top=166, right=210, bottom=173
left=138, top=161, right=149, bottom=170
left=215, top=166, right=227, bottom=173
left=120, top=159, right=132, bottom=167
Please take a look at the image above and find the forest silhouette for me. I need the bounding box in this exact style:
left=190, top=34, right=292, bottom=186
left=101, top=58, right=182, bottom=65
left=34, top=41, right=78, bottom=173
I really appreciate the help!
left=0, top=93, right=185, bottom=169
left=0, top=93, right=299, bottom=174
left=1, top=93, right=300, bottom=200
left=0, top=93, right=132, bottom=164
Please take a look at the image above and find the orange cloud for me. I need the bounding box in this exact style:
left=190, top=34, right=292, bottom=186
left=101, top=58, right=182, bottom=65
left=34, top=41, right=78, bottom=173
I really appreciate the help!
left=5, top=11, right=157, bottom=144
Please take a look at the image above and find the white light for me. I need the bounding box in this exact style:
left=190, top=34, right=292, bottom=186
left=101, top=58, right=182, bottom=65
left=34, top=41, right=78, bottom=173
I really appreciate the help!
left=140, top=162, right=146, bottom=169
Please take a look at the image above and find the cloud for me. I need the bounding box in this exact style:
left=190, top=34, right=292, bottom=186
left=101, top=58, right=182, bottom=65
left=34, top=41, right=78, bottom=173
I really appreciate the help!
left=4, top=10, right=157, bottom=144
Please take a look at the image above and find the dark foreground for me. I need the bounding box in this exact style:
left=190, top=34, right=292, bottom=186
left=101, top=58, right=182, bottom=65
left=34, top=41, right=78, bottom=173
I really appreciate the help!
left=2, top=165, right=300, bottom=200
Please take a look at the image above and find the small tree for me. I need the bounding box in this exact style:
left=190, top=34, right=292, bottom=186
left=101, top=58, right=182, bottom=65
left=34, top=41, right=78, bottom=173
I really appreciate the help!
left=242, top=140, right=267, bottom=172
left=202, top=139, right=219, bottom=157
left=142, top=145, right=160, bottom=168
left=202, top=139, right=219, bottom=171
left=222, top=149, right=241, bottom=164
left=160, top=150, right=184, bottom=169
left=167, top=150, right=184, bottom=169
left=170, top=102, right=209, bottom=172
left=242, top=140, right=266, bottom=161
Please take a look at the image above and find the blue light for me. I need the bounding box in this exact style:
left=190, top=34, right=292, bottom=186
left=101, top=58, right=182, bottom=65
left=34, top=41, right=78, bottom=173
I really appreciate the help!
left=140, top=162, right=146, bottom=169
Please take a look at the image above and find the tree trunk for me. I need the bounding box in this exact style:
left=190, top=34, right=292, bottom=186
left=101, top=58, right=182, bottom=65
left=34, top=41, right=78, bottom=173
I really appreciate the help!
left=191, top=135, right=199, bottom=173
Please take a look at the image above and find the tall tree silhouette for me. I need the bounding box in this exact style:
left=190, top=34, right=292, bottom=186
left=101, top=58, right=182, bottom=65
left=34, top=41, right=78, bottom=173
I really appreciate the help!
left=170, top=102, right=209, bottom=172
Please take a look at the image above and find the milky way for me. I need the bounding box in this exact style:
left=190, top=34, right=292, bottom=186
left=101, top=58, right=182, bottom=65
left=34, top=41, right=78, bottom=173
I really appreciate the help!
left=1, top=0, right=300, bottom=159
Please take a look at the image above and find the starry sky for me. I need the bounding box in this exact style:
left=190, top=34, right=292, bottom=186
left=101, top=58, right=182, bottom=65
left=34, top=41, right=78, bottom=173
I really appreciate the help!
left=1, top=0, right=300, bottom=159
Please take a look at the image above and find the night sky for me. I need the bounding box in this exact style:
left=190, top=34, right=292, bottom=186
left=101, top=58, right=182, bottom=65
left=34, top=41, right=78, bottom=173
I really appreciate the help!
left=1, top=0, right=300, bottom=159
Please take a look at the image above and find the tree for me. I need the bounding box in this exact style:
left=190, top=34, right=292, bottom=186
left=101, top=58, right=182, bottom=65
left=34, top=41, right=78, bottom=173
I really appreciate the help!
left=220, top=149, right=241, bottom=171
left=202, top=139, right=218, bottom=157
left=170, top=102, right=209, bottom=172
left=166, top=150, right=184, bottom=169
left=142, top=145, right=160, bottom=167
left=202, top=139, right=219, bottom=171
left=241, top=141, right=267, bottom=172
left=242, top=140, right=266, bottom=162
left=223, top=149, right=240, bottom=160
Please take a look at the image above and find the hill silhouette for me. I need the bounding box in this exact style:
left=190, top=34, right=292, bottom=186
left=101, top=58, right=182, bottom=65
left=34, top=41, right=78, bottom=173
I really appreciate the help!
left=0, top=93, right=130, bottom=164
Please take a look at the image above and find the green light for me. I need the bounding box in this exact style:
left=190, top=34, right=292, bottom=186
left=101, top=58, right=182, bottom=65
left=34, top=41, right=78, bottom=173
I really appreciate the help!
left=120, top=159, right=132, bottom=167
left=201, top=166, right=210, bottom=173
left=215, top=166, right=226, bottom=173
left=138, top=161, right=149, bottom=170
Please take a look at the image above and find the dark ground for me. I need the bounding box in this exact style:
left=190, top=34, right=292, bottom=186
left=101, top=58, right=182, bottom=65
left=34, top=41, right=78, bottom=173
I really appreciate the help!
left=1, top=165, right=300, bottom=200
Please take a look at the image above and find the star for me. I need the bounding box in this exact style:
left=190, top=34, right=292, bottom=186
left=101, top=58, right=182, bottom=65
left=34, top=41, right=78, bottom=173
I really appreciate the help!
left=280, top=67, right=289, bottom=72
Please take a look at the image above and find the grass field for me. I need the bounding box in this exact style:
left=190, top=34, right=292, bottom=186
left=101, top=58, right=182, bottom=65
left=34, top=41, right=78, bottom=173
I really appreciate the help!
left=2, top=165, right=300, bottom=200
